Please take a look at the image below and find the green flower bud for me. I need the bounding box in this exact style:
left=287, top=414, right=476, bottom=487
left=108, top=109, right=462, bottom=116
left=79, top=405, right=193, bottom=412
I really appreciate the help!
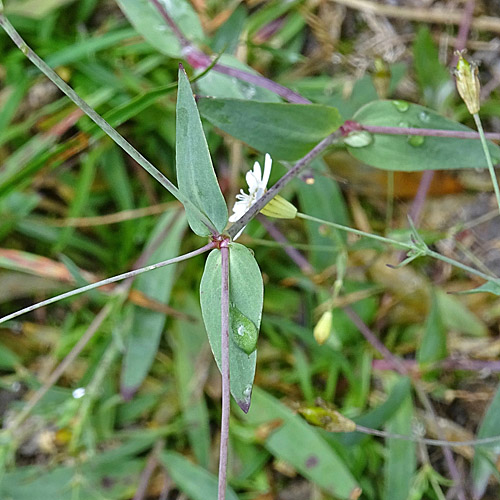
left=260, top=195, right=297, bottom=219
left=454, top=52, right=480, bottom=115
left=313, top=310, right=332, bottom=345
left=297, top=405, right=356, bottom=432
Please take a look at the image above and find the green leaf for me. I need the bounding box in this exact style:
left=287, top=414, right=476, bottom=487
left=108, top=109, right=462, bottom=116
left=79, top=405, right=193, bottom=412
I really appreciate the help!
left=383, top=375, right=416, bottom=500
left=347, top=100, right=500, bottom=171
left=472, top=384, right=500, bottom=499
left=120, top=209, right=187, bottom=397
left=452, top=280, right=500, bottom=296
left=200, top=243, right=263, bottom=412
left=114, top=0, right=204, bottom=58
left=196, top=54, right=281, bottom=102
left=296, top=161, right=349, bottom=270
left=417, top=290, right=447, bottom=367
left=436, top=289, right=487, bottom=337
left=340, top=377, right=412, bottom=446
left=176, top=68, right=228, bottom=236
left=198, top=98, right=343, bottom=160
left=413, top=27, right=453, bottom=109
left=244, top=387, right=360, bottom=499
left=160, top=451, right=240, bottom=500
left=171, top=296, right=211, bottom=468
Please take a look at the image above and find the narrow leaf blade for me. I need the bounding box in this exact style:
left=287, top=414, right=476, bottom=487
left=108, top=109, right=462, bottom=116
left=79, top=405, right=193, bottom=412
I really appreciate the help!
left=120, top=210, right=187, bottom=397
left=472, top=384, right=500, bottom=499
left=244, top=387, right=360, bottom=499
left=199, top=98, right=343, bottom=160
left=176, top=68, right=228, bottom=236
left=160, top=451, right=239, bottom=500
left=114, top=0, right=204, bottom=58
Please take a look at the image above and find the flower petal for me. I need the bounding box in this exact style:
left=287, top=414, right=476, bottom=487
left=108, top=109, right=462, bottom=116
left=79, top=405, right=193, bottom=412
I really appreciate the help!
left=252, top=160, right=262, bottom=183
left=262, top=153, right=272, bottom=187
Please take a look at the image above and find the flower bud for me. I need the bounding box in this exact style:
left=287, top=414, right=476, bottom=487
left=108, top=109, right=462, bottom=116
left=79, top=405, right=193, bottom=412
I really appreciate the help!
left=260, top=195, right=297, bottom=219
left=454, top=52, right=480, bottom=115
left=313, top=310, right=332, bottom=345
left=297, top=405, right=356, bottom=432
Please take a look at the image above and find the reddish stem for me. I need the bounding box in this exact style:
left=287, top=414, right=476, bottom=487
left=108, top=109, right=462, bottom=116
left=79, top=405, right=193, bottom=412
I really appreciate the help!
left=360, top=124, right=500, bottom=141
left=218, top=241, right=230, bottom=500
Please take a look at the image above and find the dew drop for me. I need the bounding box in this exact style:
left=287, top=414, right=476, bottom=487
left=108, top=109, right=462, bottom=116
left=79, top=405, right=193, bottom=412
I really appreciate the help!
left=243, top=384, right=252, bottom=398
left=237, top=80, right=256, bottom=99
left=344, top=130, right=373, bottom=148
left=72, top=387, right=86, bottom=399
left=408, top=135, right=425, bottom=147
left=392, top=100, right=409, bottom=112
left=418, top=111, right=430, bottom=123
left=230, top=305, right=258, bottom=355
left=398, top=121, right=410, bottom=128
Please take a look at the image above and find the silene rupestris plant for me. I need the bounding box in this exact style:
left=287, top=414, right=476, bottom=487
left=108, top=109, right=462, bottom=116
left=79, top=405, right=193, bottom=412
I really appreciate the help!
left=3, top=1, right=500, bottom=500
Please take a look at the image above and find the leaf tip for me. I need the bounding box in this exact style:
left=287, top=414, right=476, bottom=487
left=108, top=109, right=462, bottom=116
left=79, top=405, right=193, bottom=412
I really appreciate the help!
left=237, top=397, right=252, bottom=414
left=121, top=385, right=139, bottom=401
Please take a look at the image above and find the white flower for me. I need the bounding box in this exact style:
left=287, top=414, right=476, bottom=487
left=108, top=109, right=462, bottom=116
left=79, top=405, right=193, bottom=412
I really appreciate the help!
left=229, top=153, right=272, bottom=224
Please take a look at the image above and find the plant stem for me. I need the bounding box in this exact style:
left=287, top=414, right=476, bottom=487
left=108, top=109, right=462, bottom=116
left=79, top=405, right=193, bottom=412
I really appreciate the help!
left=354, top=424, right=500, bottom=448
left=218, top=241, right=230, bottom=500
left=360, top=123, right=500, bottom=140
left=296, top=212, right=500, bottom=284
left=149, top=0, right=310, bottom=104
left=473, top=113, right=500, bottom=216
left=0, top=242, right=216, bottom=324
left=0, top=13, right=217, bottom=235
left=8, top=302, right=114, bottom=431
left=228, top=132, right=340, bottom=238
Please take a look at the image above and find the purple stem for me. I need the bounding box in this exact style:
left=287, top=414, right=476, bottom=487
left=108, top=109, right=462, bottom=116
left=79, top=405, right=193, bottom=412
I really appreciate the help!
left=452, top=0, right=476, bottom=65
left=343, top=306, right=407, bottom=375
left=360, top=124, right=500, bottom=141
left=150, top=0, right=310, bottom=104
left=150, top=0, right=190, bottom=48
left=218, top=241, right=230, bottom=500
left=344, top=306, right=467, bottom=500
left=228, top=131, right=340, bottom=238
left=257, top=215, right=314, bottom=273
left=374, top=358, right=500, bottom=372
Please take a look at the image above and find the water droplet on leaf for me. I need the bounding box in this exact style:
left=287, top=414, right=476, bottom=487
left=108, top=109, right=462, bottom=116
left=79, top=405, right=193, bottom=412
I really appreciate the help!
left=243, top=384, right=252, bottom=398
left=344, top=130, right=373, bottom=148
left=418, top=111, right=430, bottom=123
left=398, top=121, right=410, bottom=128
left=408, top=135, right=425, bottom=147
left=392, top=100, right=409, bottom=112
left=230, top=305, right=258, bottom=355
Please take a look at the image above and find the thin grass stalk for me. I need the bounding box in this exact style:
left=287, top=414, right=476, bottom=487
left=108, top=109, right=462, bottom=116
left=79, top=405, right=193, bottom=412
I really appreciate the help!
left=0, top=12, right=217, bottom=235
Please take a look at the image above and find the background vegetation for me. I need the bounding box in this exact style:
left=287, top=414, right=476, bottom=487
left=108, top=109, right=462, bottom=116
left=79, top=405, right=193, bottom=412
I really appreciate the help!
left=1, top=0, right=500, bottom=499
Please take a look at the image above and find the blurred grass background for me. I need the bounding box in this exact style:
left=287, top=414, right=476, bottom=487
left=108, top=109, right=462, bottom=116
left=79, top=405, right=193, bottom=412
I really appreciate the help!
left=1, top=0, right=500, bottom=499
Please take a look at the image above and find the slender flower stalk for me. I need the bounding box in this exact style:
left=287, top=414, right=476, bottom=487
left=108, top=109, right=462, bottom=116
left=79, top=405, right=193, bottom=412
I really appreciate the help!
left=0, top=13, right=217, bottom=235
left=296, top=212, right=500, bottom=285
left=0, top=242, right=216, bottom=324
left=453, top=51, right=500, bottom=215
left=474, top=113, right=500, bottom=216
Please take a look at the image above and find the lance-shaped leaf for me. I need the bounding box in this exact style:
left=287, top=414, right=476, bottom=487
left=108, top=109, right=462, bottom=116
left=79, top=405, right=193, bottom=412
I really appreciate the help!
left=200, top=243, right=263, bottom=412
left=176, top=67, right=228, bottom=236
left=120, top=209, right=187, bottom=398
left=115, top=0, right=204, bottom=58
left=198, top=98, right=343, bottom=161
left=472, top=384, right=500, bottom=499
left=346, top=100, right=500, bottom=171
left=244, top=388, right=360, bottom=499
